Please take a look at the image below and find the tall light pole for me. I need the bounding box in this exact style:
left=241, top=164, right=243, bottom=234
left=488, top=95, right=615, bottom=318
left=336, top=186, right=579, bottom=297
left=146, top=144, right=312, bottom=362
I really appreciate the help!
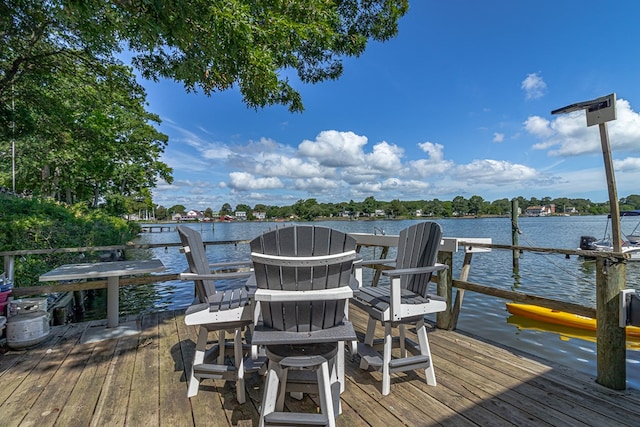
left=552, top=93, right=626, bottom=389
left=552, top=93, right=620, bottom=250
left=12, top=84, right=16, bottom=193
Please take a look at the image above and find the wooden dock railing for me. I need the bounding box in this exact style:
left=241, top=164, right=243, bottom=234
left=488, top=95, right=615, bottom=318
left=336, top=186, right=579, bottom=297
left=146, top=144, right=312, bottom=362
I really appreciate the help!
left=0, top=233, right=630, bottom=390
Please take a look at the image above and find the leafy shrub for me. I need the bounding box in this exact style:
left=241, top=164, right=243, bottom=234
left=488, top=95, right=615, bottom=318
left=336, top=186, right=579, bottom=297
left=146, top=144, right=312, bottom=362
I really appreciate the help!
left=0, top=195, right=140, bottom=286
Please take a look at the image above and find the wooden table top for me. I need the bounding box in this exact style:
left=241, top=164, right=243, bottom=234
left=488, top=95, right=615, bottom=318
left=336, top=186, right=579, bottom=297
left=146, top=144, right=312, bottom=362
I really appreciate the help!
left=39, top=259, right=165, bottom=282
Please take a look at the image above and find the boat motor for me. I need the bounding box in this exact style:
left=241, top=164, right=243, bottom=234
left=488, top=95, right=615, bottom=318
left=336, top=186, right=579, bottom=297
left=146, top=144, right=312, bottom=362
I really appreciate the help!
left=579, top=235, right=597, bottom=251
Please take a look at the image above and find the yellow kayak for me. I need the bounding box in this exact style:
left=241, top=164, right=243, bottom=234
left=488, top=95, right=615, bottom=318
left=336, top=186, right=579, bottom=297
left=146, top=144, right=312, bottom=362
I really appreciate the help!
left=506, top=303, right=640, bottom=338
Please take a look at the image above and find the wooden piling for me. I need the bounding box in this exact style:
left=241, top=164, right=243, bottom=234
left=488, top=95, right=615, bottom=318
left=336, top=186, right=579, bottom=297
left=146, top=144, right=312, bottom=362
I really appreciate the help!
left=436, top=250, right=453, bottom=329
left=511, top=199, right=519, bottom=271
left=596, top=256, right=626, bottom=389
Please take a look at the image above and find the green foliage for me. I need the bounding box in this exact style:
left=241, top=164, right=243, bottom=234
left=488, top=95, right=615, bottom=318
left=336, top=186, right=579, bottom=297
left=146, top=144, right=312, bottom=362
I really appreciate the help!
left=2, top=0, right=408, bottom=113
left=195, top=194, right=640, bottom=222
left=1, top=1, right=173, bottom=209
left=0, top=195, right=139, bottom=286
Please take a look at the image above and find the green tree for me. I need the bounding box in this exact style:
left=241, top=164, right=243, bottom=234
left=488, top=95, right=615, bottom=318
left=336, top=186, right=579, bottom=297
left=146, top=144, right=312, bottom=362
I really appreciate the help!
left=220, top=203, right=233, bottom=216
left=620, top=195, right=640, bottom=210
left=2, top=1, right=408, bottom=113
left=489, top=198, right=511, bottom=215
left=361, top=196, right=378, bottom=216
left=235, top=204, right=252, bottom=213
left=169, top=205, right=186, bottom=216
left=293, top=198, right=321, bottom=221
left=155, top=206, right=169, bottom=220
left=1, top=45, right=171, bottom=204
left=387, top=199, right=407, bottom=218
left=468, top=195, right=486, bottom=215
left=452, top=196, right=469, bottom=216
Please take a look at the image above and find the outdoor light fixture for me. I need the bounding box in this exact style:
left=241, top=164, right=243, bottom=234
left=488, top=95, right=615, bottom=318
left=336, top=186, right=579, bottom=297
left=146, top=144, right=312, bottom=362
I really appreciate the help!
left=551, top=93, right=617, bottom=127
left=554, top=93, right=627, bottom=390
left=552, top=93, right=621, bottom=251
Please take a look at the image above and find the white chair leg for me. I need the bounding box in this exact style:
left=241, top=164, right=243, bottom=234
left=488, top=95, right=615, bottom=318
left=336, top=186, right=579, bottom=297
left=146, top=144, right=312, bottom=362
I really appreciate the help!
left=364, top=317, right=376, bottom=346
left=275, top=364, right=288, bottom=411
left=416, top=318, right=436, bottom=386
left=217, top=329, right=226, bottom=365
left=382, top=323, right=392, bottom=396
left=399, top=324, right=407, bottom=358
left=329, top=355, right=342, bottom=415
left=317, top=359, right=336, bottom=427
left=360, top=316, right=377, bottom=370
left=259, top=367, right=280, bottom=427
left=234, top=328, right=246, bottom=404
left=188, top=326, right=208, bottom=398
left=337, top=341, right=345, bottom=394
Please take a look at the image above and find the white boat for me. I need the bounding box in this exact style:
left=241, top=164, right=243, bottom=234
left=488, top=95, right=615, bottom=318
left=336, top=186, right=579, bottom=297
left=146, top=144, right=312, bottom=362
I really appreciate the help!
left=579, top=210, right=640, bottom=261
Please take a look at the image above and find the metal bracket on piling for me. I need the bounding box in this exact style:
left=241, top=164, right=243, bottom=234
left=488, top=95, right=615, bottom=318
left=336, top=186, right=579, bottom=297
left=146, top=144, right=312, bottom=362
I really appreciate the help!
left=620, top=289, right=640, bottom=328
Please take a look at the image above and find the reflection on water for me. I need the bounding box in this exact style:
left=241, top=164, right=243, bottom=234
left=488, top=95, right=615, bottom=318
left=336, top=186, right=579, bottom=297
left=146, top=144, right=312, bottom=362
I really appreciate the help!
left=506, top=315, right=640, bottom=350
left=94, top=217, right=640, bottom=389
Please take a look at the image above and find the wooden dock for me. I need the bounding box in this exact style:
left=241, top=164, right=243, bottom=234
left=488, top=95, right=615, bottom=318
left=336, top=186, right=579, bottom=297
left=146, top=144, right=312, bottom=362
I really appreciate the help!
left=140, top=225, right=174, bottom=232
left=1, top=306, right=640, bottom=426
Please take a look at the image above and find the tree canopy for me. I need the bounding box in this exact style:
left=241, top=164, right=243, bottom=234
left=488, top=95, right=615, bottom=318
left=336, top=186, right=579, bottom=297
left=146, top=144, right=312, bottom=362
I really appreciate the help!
left=1, top=0, right=409, bottom=212
left=1, top=0, right=409, bottom=112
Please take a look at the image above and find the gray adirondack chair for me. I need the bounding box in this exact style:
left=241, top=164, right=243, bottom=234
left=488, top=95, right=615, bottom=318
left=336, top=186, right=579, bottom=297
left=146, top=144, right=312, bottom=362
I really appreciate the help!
left=177, top=225, right=255, bottom=403
left=250, top=226, right=358, bottom=427
left=351, top=221, right=448, bottom=395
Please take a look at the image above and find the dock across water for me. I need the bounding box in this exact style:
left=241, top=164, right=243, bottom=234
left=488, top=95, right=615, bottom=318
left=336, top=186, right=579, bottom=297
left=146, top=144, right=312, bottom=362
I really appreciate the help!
left=1, top=305, right=639, bottom=426
left=140, top=225, right=174, bottom=233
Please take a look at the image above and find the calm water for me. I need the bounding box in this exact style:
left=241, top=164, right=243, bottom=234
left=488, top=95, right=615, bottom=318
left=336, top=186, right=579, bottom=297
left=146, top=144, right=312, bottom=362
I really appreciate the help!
left=116, top=216, right=640, bottom=388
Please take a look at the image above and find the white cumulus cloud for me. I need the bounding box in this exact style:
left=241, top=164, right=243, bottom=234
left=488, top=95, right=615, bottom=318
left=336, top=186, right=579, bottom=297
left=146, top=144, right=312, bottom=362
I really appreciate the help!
left=228, top=172, right=283, bottom=191
left=298, top=130, right=367, bottom=167
left=521, top=72, right=547, bottom=100
left=527, top=98, right=640, bottom=156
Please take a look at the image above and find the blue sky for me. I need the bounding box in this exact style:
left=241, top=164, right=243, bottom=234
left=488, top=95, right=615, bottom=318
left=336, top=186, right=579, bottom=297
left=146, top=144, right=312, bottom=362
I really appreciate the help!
left=137, top=1, right=640, bottom=212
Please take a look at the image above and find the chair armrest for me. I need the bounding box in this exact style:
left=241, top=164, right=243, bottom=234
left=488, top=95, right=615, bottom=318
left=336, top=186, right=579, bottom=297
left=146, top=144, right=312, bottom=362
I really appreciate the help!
left=359, top=258, right=397, bottom=267
left=207, top=260, right=253, bottom=269
left=179, top=271, right=254, bottom=281
left=381, top=263, right=448, bottom=278
left=253, top=286, right=353, bottom=302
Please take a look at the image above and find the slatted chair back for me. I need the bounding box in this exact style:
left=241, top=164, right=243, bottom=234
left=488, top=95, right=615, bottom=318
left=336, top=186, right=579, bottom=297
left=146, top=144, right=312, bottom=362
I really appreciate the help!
left=250, top=226, right=357, bottom=333
left=396, top=221, right=443, bottom=297
left=177, top=225, right=215, bottom=303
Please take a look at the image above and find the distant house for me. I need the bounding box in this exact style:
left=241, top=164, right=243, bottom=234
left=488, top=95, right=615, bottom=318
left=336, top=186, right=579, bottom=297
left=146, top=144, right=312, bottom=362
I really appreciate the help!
left=184, top=209, right=204, bottom=221
left=253, top=211, right=266, bottom=220
left=374, top=209, right=385, bottom=217
left=235, top=211, right=247, bottom=220
left=525, top=204, right=556, bottom=216
left=415, top=209, right=423, bottom=217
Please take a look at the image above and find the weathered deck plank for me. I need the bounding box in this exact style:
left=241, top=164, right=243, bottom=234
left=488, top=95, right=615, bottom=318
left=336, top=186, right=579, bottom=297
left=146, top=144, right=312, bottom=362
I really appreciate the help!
left=2, top=322, right=86, bottom=426
left=1, top=306, right=639, bottom=427
left=54, top=332, right=119, bottom=426
left=126, top=312, right=160, bottom=426
left=20, top=325, right=96, bottom=427
left=158, top=310, right=194, bottom=426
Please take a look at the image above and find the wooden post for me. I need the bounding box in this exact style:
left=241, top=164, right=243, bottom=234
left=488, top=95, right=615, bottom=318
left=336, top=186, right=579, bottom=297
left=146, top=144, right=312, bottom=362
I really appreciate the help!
left=599, top=122, right=622, bottom=252
left=511, top=199, right=520, bottom=271
left=596, top=256, right=626, bottom=389
left=74, top=290, right=85, bottom=321
left=371, top=246, right=389, bottom=287
left=595, top=120, right=627, bottom=389
left=449, top=252, right=473, bottom=330
left=436, top=250, right=453, bottom=329
left=3, top=255, right=15, bottom=284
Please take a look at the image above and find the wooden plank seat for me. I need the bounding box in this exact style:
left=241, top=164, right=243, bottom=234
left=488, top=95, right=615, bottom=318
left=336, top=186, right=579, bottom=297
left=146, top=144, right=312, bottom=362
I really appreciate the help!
left=351, top=221, right=448, bottom=396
